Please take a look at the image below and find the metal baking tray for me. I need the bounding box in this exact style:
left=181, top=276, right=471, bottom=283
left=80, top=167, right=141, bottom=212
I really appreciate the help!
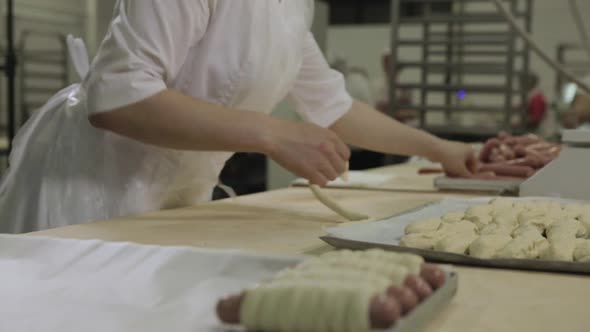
left=259, top=262, right=458, bottom=332
left=434, top=176, right=522, bottom=195
left=388, top=270, right=457, bottom=332
left=321, top=236, right=590, bottom=275
left=322, top=197, right=590, bottom=275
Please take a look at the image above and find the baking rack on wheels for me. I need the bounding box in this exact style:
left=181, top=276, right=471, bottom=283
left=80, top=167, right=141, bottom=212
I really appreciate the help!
left=388, top=0, right=533, bottom=142
left=0, top=0, right=15, bottom=165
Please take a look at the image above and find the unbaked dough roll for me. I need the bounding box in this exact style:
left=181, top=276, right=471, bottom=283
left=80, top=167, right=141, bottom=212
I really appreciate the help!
left=574, top=239, right=590, bottom=262
left=562, top=203, right=585, bottom=219
left=546, top=219, right=579, bottom=241
left=493, top=210, right=520, bottom=225
left=494, top=231, right=548, bottom=259
left=517, top=217, right=553, bottom=233
left=434, top=232, right=479, bottom=255
left=241, top=282, right=374, bottom=332
left=465, top=205, right=493, bottom=217
left=512, top=201, right=529, bottom=212
left=400, top=232, right=442, bottom=250
left=362, top=249, right=425, bottom=276
left=438, top=220, right=478, bottom=234
left=317, top=249, right=424, bottom=277
left=541, top=240, right=576, bottom=261
left=517, top=209, right=546, bottom=224
left=512, top=225, right=542, bottom=237
left=489, top=198, right=514, bottom=209
left=480, top=222, right=517, bottom=236
left=468, top=234, right=512, bottom=259
left=404, top=217, right=442, bottom=234
left=441, top=211, right=464, bottom=224
left=544, top=204, right=567, bottom=220
left=578, top=213, right=590, bottom=236
left=464, top=213, right=493, bottom=230
left=275, top=268, right=392, bottom=292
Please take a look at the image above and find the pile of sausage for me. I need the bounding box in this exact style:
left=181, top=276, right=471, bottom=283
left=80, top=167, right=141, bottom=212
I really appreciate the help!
left=474, top=132, right=561, bottom=179
left=216, top=263, right=446, bottom=330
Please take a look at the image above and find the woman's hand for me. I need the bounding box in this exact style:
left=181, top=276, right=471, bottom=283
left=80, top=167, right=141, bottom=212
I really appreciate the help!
left=263, top=119, right=350, bottom=186
left=432, top=140, right=478, bottom=178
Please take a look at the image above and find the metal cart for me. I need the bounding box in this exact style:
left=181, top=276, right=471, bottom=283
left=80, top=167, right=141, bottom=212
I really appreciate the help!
left=388, top=0, right=533, bottom=141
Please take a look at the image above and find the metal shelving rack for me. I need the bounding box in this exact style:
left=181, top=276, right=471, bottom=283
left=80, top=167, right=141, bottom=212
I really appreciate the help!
left=0, top=0, right=15, bottom=160
left=389, top=0, right=533, bottom=140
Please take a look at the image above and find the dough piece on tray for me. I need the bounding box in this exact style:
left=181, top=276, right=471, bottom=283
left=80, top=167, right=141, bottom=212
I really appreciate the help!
left=541, top=240, right=576, bottom=261
left=404, top=217, right=442, bottom=234
left=468, top=234, right=513, bottom=259
left=489, top=198, right=514, bottom=210
left=316, top=249, right=424, bottom=277
left=517, top=209, right=547, bottom=224
left=512, top=224, right=542, bottom=237
left=578, top=213, right=590, bottom=236
left=494, top=230, right=548, bottom=259
left=546, top=219, right=579, bottom=241
left=399, top=231, right=443, bottom=250
left=563, top=203, right=585, bottom=219
left=438, top=220, right=478, bottom=234
left=441, top=211, right=465, bottom=224
left=480, top=222, right=517, bottom=236
left=574, top=239, right=590, bottom=262
left=540, top=219, right=579, bottom=261
left=275, top=268, right=393, bottom=291
left=241, top=281, right=375, bottom=332
left=434, top=232, right=479, bottom=255
left=545, top=211, right=567, bottom=225
left=465, top=204, right=492, bottom=218
left=518, top=217, right=554, bottom=233
left=464, top=213, right=493, bottom=230
left=493, top=210, right=520, bottom=226
left=512, top=201, right=529, bottom=212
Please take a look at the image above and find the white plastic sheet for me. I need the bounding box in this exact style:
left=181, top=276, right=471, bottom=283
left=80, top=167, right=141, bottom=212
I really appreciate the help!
left=0, top=235, right=302, bottom=332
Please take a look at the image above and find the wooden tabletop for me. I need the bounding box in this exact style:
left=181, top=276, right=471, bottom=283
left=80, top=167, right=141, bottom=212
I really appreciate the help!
left=33, top=165, right=589, bottom=332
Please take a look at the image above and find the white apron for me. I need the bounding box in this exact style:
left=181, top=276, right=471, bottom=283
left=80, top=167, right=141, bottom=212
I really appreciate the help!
left=0, top=0, right=314, bottom=233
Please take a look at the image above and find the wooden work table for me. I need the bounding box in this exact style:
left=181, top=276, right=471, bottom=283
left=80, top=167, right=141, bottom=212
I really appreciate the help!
left=34, top=165, right=589, bottom=332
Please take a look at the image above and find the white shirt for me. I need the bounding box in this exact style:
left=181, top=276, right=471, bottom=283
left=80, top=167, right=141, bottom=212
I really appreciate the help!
left=85, top=0, right=351, bottom=126
left=0, top=0, right=353, bottom=233
left=345, top=72, right=374, bottom=106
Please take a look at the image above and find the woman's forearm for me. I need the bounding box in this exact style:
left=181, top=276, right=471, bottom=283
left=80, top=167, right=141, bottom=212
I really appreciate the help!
left=330, top=100, right=445, bottom=162
left=89, top=89, right=275, bottom=153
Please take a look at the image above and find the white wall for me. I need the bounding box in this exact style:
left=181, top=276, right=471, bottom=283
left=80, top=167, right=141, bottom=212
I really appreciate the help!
left=327, top=0, right=590, bottom=102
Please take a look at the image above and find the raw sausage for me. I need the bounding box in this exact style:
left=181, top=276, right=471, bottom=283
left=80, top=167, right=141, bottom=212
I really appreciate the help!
left=479, top=164, right=535, bottom=178
left=420, top=264, right=446, bottom=289
left=404, top=275, right=433, bottom=300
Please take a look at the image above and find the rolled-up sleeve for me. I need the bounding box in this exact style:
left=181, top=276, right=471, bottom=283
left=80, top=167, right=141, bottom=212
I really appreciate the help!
left=289, top=33, right=353, bottom=128
left=85, top=0, right=210, bottom=113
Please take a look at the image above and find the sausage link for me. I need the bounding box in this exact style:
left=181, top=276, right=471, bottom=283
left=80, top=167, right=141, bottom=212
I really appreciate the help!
left=420, top=264, right=446, bottom=289
left=404, top=275, right=433, bottom=300
left=479, top=164, right=535, bottom=178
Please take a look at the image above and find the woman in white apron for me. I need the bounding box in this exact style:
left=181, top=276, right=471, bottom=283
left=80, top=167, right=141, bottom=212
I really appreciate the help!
left=0, top=0, right=475, bottom=233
